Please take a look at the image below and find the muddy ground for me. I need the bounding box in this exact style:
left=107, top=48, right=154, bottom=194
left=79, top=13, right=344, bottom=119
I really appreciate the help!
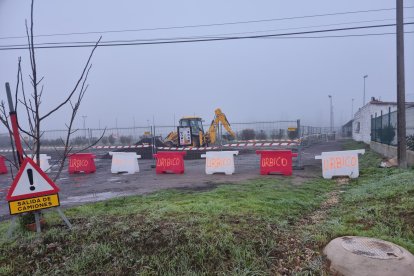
left=0, top=140, right=344, bottom=221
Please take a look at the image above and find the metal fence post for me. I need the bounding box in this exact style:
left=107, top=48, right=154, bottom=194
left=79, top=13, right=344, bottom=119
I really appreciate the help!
left=380, top=110, right=383, bottom=144
left=150, top=126, right=156, bottom=168
left=371, top=115, right=374, bottom=142
left=296, top=119, right=302, bottom=169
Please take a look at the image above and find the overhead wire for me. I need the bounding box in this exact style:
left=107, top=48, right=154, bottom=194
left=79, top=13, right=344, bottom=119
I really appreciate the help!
left=262, top=30, right=414, bottom=39
left=2, top=16, right=414, bottom=48
left=0, top=5, right=414, bottom=40
left=0, top=22, right=413, bottom=51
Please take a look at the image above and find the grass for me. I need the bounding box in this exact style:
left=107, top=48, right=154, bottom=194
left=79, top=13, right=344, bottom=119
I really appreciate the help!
left=0, top=140, right=413, bottom=275
left=310, top=141, right=414, bottom=253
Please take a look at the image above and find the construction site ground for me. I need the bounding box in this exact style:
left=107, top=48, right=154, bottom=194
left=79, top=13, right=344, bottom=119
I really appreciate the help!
left=0, top=140, right=343, bottom=220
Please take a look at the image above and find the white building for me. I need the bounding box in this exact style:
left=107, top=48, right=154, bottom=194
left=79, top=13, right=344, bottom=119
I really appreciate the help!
left=352, top=98, right=397, bottom=144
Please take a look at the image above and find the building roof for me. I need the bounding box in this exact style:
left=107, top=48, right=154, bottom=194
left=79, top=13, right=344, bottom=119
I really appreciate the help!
left=368, top=97, right=414, bottom=107
left=342, top=119, right=353, bottom=128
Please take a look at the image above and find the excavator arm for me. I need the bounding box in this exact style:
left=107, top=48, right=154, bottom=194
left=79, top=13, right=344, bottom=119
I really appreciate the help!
left=215, top=108, right=236, bottom=138
left=206, top=108, right=236, bottom=144
left=164, top=131, right=178, bottom=146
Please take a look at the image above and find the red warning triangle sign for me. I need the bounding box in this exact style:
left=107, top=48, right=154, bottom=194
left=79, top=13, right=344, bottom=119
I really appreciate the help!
left=6, top=158, right=59, bottom=201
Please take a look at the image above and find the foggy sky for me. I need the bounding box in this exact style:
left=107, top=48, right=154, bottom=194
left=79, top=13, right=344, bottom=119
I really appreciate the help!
left=0, top=0, right=413, bottom=130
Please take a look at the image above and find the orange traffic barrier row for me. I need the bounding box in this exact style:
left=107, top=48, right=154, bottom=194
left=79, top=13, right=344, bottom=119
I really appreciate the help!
left=0, top=150, right=300, bottom=176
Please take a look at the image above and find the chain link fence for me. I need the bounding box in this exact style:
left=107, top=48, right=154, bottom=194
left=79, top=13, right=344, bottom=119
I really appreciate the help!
left=371, top=107, right=414, bottom=148
left=0, top=120, right=334, bottom=148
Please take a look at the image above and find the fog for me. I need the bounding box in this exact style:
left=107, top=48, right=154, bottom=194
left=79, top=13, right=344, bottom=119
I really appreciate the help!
left=0, top=0, right=413, bottom=130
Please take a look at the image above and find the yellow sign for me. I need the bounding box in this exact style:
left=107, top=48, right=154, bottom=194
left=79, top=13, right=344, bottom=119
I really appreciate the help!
left=8, top=194, right=60, bottom=215
left=288, top=127, right=297, bottom=131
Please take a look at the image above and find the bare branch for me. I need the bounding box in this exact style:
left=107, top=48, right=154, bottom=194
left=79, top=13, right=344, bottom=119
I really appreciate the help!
left=2, top=156, right=19, bottom=171
left=25, top=0, right=41, bottom=163
left=18, top=125, right=36, bottom=139
left=29, top=75, right=34, bottom=86
left=18, top=99, right=36, bottom=113
left=40, top=37, right=101, bottom=121
left=69, top=100, right=74, bottom=109
left=19, top=62, right=35, bottom=135
left=73, top=129, right=106, bottom=154
left=28, top=99, right=36, bottom=123
left=36, top=76, right=44, bottom=86
left=25, top=20, right=34, bottom=78
left=18, top=0, right=101, bottom=181
left=0, top=102, right=9, bottom=123
left=39, top=84, right=44, bottom=102
left=14, top=57, right=22, bottom=112
left=29, top=0, right=36, bottom=76
left=20, top=134, right=33, bottom=151
left=52, top=70, right=99, bottom=181
left=59, top=137, right=66, bottom=146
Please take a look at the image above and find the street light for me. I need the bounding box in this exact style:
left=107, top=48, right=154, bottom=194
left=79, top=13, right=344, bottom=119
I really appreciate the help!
left=351, top=98, right=354, bottom=119
left=328, top=95, right=333, bottom=132
left=363, top=75, right=368, bottom=106
left=82, top=115, right=87, bottom=138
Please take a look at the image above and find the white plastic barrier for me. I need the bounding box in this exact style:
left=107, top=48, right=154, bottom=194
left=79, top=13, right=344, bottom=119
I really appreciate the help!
left=315, top=149, right=365, bottom=179
left=109, top=152, right=141, bottom=174
left=201, top=151, right=239, bottom=175
left=31, top=154, right=52, bottom=172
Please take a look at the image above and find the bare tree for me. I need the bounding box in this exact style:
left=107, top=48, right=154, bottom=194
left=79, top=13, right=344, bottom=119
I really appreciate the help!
left=1, top=0, right=105, bottom=181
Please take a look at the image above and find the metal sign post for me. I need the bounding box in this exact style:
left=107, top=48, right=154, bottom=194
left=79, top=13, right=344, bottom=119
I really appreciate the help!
left=5, top=83, right=24, bottom=165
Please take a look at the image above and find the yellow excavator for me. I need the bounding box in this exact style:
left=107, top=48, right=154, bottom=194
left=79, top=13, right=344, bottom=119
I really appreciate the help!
left=164, top=108, right=236, bottom=147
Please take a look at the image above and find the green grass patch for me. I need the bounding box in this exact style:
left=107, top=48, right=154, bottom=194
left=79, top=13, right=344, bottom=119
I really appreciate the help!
left=307, top=141, right=414, bottom=253
left=0, top=176, right=333, bottom=275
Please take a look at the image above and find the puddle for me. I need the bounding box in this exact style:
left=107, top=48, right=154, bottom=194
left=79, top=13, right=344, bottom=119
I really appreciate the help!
left=61, top=191, right=125, bottom=204
left=73, top=183, right=92, bottom=188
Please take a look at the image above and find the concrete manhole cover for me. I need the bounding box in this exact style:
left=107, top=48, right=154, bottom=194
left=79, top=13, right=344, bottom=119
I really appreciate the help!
left=341, top=236, right=404, bottom=259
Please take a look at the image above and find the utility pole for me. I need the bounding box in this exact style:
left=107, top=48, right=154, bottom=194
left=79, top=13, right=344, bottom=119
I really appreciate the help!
left=363, top=75, right=368, bottom=106
left=328, top=95, right=334, bottom=132
left=397, top=0, right=407, bottom=168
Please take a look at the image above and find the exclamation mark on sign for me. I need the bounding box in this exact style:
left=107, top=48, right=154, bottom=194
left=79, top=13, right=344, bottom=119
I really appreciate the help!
left=27, top=169, right=35, bottom=191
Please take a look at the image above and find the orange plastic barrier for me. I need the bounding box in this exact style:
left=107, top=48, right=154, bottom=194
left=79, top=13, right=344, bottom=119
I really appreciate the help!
left=153, top=151, right=186, bottom=174
left=256, top=150, right=297, bottom=176
left=68, top=153, right=96, bottom=174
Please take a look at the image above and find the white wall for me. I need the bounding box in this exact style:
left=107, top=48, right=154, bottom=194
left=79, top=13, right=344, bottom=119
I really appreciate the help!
left=406, top=107, right=414, bottom=134
left=352, top=104, right=397, bottom=144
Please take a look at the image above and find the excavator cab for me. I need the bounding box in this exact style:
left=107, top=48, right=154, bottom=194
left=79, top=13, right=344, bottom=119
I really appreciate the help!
left=179, top=117, right=205, bottom=146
